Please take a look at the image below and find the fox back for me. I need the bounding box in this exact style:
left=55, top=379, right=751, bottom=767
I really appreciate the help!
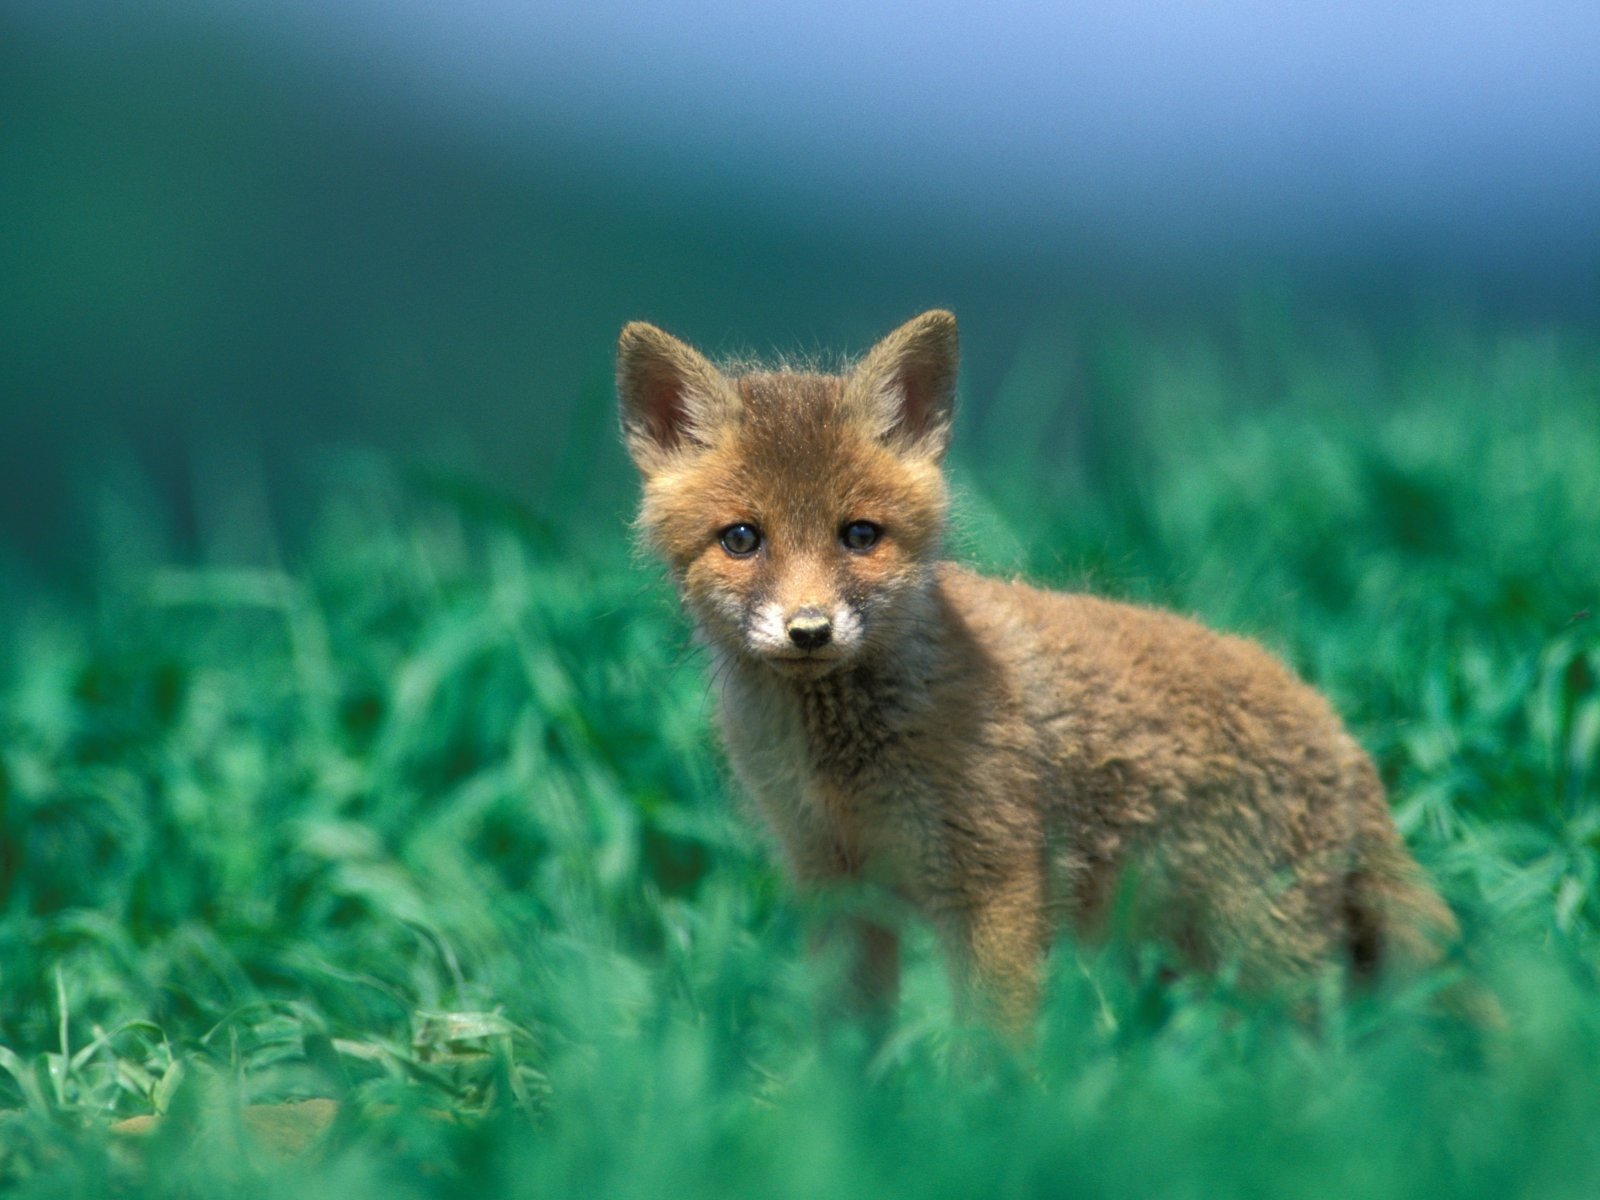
left=619, top=310, right=1457, bottom=1034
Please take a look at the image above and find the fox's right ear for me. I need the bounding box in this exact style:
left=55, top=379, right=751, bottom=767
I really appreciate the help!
left=617, top=322, right=740, bottom=474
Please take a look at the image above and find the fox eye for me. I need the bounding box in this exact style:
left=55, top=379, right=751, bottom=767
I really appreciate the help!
left=841, top=521, right=881, bottom=552
left=719, top=523, right=761, bottom=557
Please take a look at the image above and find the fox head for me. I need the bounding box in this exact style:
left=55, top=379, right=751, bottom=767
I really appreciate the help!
left=618, top=311, right=958, bottom=678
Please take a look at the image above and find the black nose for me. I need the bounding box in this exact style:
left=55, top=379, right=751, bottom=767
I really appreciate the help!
left=786, top=610, right=832, bottom=650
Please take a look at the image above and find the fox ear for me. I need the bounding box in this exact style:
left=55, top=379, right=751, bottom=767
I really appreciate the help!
left=617, top=322, right=740, bottom=473
left=847, top=310, right=959, bottom=459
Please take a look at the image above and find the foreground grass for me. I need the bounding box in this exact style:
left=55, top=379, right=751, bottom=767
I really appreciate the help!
left=2, top=320, right=1599, bottom=1196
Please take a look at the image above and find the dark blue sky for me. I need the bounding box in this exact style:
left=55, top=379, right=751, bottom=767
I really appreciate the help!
left=247, top=0, right=1600, bottom=261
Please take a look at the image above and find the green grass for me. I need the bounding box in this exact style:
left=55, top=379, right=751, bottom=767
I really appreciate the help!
left=3, top=318, right=1600, bottom=1196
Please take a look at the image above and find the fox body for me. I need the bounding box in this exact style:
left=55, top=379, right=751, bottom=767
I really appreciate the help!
left=618, top=310, right=1456, bottom=1033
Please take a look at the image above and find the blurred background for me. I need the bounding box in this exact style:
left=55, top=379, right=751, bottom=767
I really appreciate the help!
left=4, top=0, right=1599, bottom=576
left=7, top=6, right=1600, bottom=1182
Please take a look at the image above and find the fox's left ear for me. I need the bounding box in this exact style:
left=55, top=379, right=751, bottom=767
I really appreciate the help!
left=846, top=310, right=959, bottom=460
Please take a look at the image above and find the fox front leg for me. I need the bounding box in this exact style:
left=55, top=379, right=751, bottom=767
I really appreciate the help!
left=941, top=873, right=1050, bottom=1041
left=809, top=914, right=901, bottom=1038
left=778, top=831, right=903, bottom=1038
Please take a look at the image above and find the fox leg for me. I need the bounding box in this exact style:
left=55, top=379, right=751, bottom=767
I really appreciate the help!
left=836, top=917, right=900, bottom=1016
left=941, top=871, right=1050, bottom=1039
left=806, top=913, right=901, bottom=1047
left=785, top=847, right=903, bottom=1033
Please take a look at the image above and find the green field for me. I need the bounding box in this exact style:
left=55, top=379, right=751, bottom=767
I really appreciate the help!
left=3, top=318, right=1600, bottom=1197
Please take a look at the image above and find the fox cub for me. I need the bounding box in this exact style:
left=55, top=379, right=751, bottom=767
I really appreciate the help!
left=618, top=309, right=1456, bottom=1034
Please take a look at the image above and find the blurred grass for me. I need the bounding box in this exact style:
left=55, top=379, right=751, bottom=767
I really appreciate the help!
left=3, top=318, right=1600, bottom=1196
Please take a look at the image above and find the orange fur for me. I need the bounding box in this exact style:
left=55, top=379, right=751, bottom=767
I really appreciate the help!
left=618, top=310, right=1457, bottom=1035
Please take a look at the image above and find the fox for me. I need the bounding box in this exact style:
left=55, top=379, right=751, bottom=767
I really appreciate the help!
left=617, top=309, right=1458, bottom=1036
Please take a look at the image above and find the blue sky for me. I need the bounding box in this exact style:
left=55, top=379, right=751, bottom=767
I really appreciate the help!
left=241, top=0, right=1600, bottom=259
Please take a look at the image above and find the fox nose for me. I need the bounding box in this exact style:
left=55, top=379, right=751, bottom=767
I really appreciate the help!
left=786, top=609, right=833, bottom=650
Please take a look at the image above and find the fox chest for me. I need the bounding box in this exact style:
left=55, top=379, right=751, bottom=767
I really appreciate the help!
left=718, top=674, right=945, bottom=890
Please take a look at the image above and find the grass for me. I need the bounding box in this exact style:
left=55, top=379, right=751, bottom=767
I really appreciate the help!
left=2, top=315, right=1600, bottom=1196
